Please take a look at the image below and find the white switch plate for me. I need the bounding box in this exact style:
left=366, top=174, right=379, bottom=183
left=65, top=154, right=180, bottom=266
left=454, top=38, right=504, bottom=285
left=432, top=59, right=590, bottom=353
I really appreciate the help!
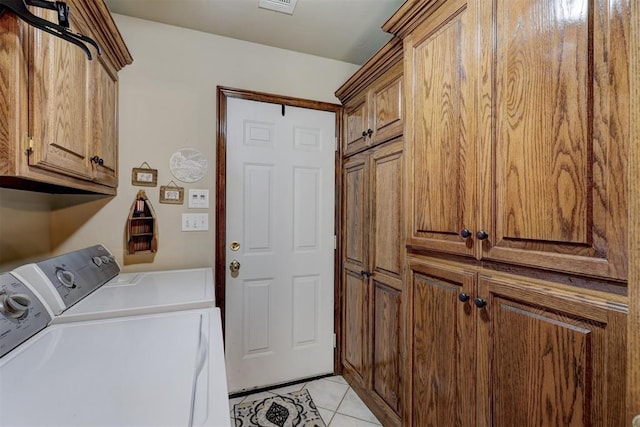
left=181, top=213, right=209, bottom=231
left=188, top=189, right=209, bottom=208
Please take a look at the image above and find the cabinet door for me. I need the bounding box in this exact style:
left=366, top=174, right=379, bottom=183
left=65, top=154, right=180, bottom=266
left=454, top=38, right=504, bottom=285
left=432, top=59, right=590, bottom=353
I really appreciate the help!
left=477, top=275, right=627, bottom=426
left=478, top=0, right=629, bottom=279
left=343, top=93, right=370, bottom=156
left=370, top=63, right=403, bottom=146
left=407, top=258, right=476, bottom=427
left=91, top=59, right=118, bottom=187
left=404, top=0, right=477, bottom=258
left=28, top=9, right=92, bottom=180
left=342, top=154, right=369, bottom=385
left=369, top=141, right=404, bottom=420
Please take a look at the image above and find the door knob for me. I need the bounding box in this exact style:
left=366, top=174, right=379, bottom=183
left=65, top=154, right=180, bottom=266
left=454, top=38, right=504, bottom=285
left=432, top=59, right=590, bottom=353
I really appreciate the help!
left=460, top=228, right=472, bottom=239
left=458, top=293, right=470, bottom=303
left=473, top=297, right=487, bottom=308
left=229, top=259, right=241, bottom=273
left=476, top=230, right=489, bottom=240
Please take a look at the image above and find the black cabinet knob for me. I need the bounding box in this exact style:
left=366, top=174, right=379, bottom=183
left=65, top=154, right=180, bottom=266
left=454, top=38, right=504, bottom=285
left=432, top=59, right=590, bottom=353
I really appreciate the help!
left=473, top=297, right=487, bottom=308
left=476, top=230, right=489, bottom=240
left=458, top=293, right=470, bottom=303
left=366, top=129, right=373, bottom=137
left=460, top=228, right=472, bottom=239
left=362, top=131, right=368, bottom=137
left=360, top=270, right=371, bottom=278
left=90, top=156, right=104, bottom=165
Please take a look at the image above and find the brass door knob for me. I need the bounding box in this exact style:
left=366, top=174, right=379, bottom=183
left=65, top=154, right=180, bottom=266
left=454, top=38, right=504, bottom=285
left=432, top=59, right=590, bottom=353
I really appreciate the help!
left=229, top=259, right=241, bottom=273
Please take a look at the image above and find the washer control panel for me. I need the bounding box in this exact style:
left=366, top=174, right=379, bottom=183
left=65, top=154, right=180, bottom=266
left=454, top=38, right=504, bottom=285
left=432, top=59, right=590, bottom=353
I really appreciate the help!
left=35, top=245, right=120, bottom=310
left=0, top=273, right=51, bottom=358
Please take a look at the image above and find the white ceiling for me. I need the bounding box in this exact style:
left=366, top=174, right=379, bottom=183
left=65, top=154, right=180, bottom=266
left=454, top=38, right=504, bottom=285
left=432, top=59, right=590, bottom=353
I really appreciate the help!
left=103, top=0, right=404, bottom=65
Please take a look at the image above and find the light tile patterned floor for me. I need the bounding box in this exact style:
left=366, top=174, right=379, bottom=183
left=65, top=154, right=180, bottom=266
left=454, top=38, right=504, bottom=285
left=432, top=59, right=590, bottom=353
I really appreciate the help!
left=229, top=375, right=382, bottom=426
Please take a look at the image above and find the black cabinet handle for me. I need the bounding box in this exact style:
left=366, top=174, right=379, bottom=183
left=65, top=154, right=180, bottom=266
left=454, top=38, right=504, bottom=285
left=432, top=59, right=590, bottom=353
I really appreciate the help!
left=366, top=129, right=373, bottom=137
left=476, top=230, right=489, bottom=240
left=360, top=270, right=371, bottom=278
left=473, top=297, right=487, bottom=308
left=460, top=228, right=472, bottom=239
left=90, top=156, right=104, bottom=165
left=458, top=293, right=470, bottom=303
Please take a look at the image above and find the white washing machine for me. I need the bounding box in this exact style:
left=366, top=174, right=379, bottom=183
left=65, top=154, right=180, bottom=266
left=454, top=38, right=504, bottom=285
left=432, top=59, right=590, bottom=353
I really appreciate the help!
left=0, top=245, right=229, bottom=427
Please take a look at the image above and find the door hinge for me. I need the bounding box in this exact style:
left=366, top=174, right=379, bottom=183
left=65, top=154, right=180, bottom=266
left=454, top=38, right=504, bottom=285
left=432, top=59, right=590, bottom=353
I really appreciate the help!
left=24, top=135, right=35, bottom=154
left=334, top=235, right=337, bottom=250
left=333, top=333, right=337, bottom=348
left=334, top=137, right=338, bottom=152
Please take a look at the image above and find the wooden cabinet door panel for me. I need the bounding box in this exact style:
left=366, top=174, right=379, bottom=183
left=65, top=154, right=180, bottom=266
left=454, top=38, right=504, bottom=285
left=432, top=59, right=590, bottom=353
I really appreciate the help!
left=408, top=258, right=476, bottom=427
left=405, top=2, right=476, bottom=258
left=372, top=277, right=402, bottom=415
left=477, top=275, right=627, bottom=427
left=344, top=94, right=369, bottom=156
left=479, top=0, right=629, bottom=279
left=371, top=63, right=403, bottom=146
left=371, top=140, right=403, bottom=279
left=343, top=269, right=368, bottom=383
left=28, top=9, right=91, bottom=179
left=344, top=155, right=368, bottom=271
left=91, top=60, right=118, bottom=187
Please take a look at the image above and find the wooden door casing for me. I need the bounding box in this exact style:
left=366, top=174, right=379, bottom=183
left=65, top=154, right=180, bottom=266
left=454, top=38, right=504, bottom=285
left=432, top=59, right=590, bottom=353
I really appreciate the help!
left=407, top=258, right=476, bottom=427
left=478, top=0, right=630, bottom=279
left=476, top=275, right=627, bottom=427
left=404, top=0, right=477, bottom=258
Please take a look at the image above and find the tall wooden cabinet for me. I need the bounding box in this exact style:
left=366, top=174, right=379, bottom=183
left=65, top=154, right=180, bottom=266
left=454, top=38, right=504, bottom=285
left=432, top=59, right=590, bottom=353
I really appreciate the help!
left=338, top=39, right=405, bottom=427
left=342, top=139, right=404, bottom=427
left=0, top=0, right=132, bottom=194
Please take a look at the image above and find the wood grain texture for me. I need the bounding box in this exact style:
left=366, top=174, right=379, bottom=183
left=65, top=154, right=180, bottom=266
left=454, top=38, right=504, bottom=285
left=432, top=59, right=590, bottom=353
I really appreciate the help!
left=477, top=275, right=627, bottom=427
left=344, top=155, right=368, bottom=267
left=371, top=140, right=403, bottom=279
left=343, top=94, right=369, bottom=156
left=628, top=0, right=640, bottom=420
left=404, top=0, right=476, bottom=258
left=408, top=258, right=476, bottom=427
left=480, top=0, right=630, bottom=280
left=370, top=62, right=404, bottom=146
left=344, top=269, right=368, bottom=382
left=372, top=280, right=401, bottom=415
left=90, top=59, right=118, bottom=187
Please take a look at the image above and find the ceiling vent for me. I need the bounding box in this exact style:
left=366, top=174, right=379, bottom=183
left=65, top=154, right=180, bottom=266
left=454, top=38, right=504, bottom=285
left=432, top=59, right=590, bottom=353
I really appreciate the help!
left=259, top=0, right=298, bottom=15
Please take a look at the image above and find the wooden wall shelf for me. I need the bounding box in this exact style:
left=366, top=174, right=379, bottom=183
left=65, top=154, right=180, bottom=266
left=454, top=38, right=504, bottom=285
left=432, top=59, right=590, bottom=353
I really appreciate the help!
left=127, top=190, right=158, bottom=254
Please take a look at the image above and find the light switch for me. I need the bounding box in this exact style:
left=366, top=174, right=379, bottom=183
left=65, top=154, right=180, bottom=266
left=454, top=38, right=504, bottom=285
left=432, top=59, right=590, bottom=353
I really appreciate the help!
left=188, top=189, right=209, bottom=208
left=182, top=213, right=209, bottom=231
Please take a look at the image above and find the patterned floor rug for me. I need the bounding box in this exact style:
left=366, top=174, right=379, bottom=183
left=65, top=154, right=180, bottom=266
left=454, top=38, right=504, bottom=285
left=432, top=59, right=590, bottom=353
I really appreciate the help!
left=233, top=389, right=326, bottom=427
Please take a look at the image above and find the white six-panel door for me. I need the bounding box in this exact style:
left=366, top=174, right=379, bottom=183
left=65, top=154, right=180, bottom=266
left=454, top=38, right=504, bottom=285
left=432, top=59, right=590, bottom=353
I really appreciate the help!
left=225, top=97, right=335, bottom=392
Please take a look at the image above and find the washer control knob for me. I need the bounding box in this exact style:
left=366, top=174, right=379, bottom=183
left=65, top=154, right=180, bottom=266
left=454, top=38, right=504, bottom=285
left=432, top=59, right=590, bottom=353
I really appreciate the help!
left=0, top=293, right=31, bottom=319
left=56, top=269, right=75, bottom=288
left=92, top=256, right=103, bottom=266
left=101, top=255, right=110, bottom=264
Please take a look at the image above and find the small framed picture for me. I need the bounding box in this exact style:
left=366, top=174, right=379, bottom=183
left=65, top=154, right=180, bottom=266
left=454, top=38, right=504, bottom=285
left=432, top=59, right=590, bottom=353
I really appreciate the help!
left=131, top=163, right=158, bottom=187
left=159, top=182, right=184, bottom=204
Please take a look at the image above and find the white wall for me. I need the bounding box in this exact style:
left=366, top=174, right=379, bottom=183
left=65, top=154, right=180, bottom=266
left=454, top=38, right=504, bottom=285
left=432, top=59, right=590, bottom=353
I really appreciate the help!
left=48, top=15, right=358, bottom=272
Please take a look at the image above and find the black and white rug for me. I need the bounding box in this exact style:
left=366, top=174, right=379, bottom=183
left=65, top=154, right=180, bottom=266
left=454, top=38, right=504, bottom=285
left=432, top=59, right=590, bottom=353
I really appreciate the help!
left=233, top=389, right=326, bottom=427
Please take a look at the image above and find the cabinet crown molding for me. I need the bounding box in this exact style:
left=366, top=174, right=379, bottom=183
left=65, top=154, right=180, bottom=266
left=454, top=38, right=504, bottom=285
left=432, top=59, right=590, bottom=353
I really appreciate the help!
left=335, top=37, right=402, bottom=104
left=67, top=0, right=133, bottom=71
left=383, top=0, right=450, bottom=38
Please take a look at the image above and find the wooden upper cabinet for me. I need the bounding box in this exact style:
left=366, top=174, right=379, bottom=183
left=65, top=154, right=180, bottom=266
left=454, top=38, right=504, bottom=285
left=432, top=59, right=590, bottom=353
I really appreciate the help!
left=337, top=39, right=403, bottom=157
left=398, top=0, right=629, bottom=279
left=477, top=0, right=629, bottom=280
left=28, top=9, right=92, bottom=181
left=0, top=0, right=131, bottom=194
left=404, top=0, right=476, bottom=258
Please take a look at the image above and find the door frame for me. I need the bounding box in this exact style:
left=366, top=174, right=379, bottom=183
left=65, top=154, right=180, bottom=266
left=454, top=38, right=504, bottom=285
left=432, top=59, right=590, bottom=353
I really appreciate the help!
left=215, top=86, right=344, bottom=372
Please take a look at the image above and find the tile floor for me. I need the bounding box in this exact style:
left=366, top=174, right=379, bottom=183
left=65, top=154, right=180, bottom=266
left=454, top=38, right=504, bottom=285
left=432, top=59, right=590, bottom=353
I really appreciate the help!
left=228, top=375, right=382, bottom=426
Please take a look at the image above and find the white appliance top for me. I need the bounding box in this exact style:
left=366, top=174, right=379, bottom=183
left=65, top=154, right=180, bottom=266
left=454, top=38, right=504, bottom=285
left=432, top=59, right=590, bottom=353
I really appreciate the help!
left=0, top=308, right=230, bottom=427
left=56, top=268, right=215, bottom=323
